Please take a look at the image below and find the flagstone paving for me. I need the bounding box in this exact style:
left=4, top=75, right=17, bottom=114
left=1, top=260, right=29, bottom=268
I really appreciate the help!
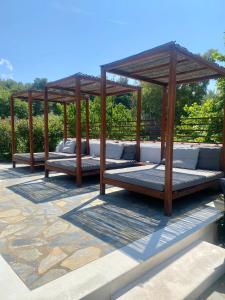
left=0, top=163, right=223, bottom=290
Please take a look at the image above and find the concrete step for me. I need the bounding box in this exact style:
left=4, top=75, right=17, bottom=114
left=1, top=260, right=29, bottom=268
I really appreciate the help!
left=113, top=241, right=225, bottom=300
left=206, top=292, right=225, bottom=300
left=200, top=273, right=225, bottom=299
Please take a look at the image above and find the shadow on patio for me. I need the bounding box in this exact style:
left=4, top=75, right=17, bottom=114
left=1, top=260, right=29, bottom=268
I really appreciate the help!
left=63, top=191, right=167, bottom=248
left=62, top=189, right=222, bottom=259
left=8, top=175, right=100, bottom=203
left=0, top=166, right=43, bottom=180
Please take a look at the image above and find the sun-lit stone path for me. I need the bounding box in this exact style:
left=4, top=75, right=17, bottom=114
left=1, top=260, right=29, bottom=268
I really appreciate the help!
left=0, top=164, right=115, bottom=289
left=0, top=163, right=223, bottom=290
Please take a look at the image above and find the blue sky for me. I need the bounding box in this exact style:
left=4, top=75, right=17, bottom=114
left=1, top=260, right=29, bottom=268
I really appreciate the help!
left=1, top=0, right=225, bottom=85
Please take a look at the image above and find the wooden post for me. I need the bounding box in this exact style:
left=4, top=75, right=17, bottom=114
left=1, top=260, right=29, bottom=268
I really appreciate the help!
left=164, top=50, right=177, bottom=216
left=136, top=88, right=142, bottom=161
left=85, top=98, right=90, bottom=155
left=28, top=90, right=34, bottom=171
left=63, top=102, right=67, bottom=142
left=100, top=67, right=107, bottom=194
left=10, top=95, right=16, bottom=168
left=75, top=77, right=82, bottom=186
left=222, top=98, right=225, bottom=171
left=44, top=87, right=49, bottom=177
left=161, top=86, right=168, bottom=160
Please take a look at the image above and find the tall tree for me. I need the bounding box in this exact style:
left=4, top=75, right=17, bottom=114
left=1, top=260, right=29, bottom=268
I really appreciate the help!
left=32, top=78, right=47, bottom=115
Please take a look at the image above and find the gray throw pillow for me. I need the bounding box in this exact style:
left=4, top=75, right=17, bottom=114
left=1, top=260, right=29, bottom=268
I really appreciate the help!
left=162, top=148, right=200, bottom=170
left=173, top=148, right=199, bottom=170
left=106, top=142, right=124, bottom=159
left=197, top=147, right=221, bottom=170
left=62, top=140, right=76, bottom=154
left=81, top=141, right=87, bottom=155
left=90, top=141, right=100, bottom=157
left=122, top=144, right=136, bottom=160
left=55, top=140, right=64, bottom=152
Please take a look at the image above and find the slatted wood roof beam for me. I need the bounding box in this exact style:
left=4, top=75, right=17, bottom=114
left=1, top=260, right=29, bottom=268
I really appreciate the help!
left=47, top=73, right=139, bottom=96
left=102, top=42, right=175, bottom=71
left=151, top=67, right=207, bottom=80
left=175, top=44, right=225, bottom=77
left=177, top=74, right=221, bottom=84
left=108, top=69, right=167, bottom=86
left=101, top=42, right=225, bottom=85
left=16, top=96, right=65, bottom=102
left=133, top=58, right=189, bottom=75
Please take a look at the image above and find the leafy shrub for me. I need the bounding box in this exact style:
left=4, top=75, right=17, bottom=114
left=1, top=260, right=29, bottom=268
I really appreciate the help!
left=175, top=98, right=223, bottom=143
left=0, top=114, right=63, bottom=160
left=0, top=119, right=12, bottom=160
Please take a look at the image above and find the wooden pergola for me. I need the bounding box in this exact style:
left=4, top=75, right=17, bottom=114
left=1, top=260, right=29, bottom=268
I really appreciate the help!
left=10, top=89, right=78, bottom=170
left=100, top=42, right=225, bottom=215
left=45, top=73, right=140, bottom=186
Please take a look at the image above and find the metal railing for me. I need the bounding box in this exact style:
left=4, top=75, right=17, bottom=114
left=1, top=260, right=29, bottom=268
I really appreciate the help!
left=81, top=117, right=223, bottom=144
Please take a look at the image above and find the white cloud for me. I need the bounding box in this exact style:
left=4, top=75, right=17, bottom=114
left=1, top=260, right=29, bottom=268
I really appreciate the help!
left=107, top=18, right=128, bottom=25
left=0, top=73, right=14, bottom=80
left=52, top=2, right=126, bottom=23
left=52, top=2, right=93, bottom=16
left=0, top=58, right=13, bottom=72
left=0, top=58, right=13, bottom=79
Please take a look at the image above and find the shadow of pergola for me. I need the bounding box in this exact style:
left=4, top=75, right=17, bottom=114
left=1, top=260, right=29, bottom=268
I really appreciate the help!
left=63, top=191, right=166, bottom=248
left=0, top=166, right=43, bottom=180
left=62, top=189, right=221, bottom=259
left=8, top=175, right=100, bottom=203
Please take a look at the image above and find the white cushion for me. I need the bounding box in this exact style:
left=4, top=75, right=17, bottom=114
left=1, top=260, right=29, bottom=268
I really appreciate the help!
left=90, top=140, right=100, bottom=157
left=62, top=140, right=76, bottom=154
left=173, top=147, right=199, bottom=170
left=106, top=142, right=124, bottom=159
left=55, top=140, right=64, bottom=152
left=140, top=144, right=161, bottom=164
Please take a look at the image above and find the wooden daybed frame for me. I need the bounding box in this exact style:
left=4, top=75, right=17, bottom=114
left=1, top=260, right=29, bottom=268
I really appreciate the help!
left=44, top=73, right=140, bottom=186
left=10, top=89, right=90, bottom=170
left=100, top=42, right=225, bottom=215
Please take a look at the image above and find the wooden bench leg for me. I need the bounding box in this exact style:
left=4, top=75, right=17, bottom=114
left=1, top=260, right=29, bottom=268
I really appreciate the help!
left=45, top=169, right=49, bottom=178
left=100, top=183, right=106, bottom=195
left=76, top=177, right=82, bottom=187
left=164, top=193, right=172, bottom=216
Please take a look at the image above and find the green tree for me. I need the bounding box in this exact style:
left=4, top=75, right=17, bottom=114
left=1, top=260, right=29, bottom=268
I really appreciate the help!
left=176, top=98, right=223, bottom=143
left=176, top=81, right=208, bottom=121
left=31, top=78, right=47, bottom=115
left=141, top=82, right=162, bottom=120
left=0, top=79, right=29, bottom=119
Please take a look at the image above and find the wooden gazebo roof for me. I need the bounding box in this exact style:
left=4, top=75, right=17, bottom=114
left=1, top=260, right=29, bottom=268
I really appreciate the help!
left=101, top=42, right=225, bottom=85
left=12, top=89, right=75, bottom=103
left=47, top=72, right=139, bottom=96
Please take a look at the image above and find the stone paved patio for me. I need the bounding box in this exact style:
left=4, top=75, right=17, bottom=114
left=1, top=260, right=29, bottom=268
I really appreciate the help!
left=0, top=163, right=223, bottom=290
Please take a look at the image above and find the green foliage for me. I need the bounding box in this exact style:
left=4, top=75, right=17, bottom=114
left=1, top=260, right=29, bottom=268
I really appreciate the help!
left=0, top=119, right=12, bottom=160
left=0, top=79, right=29, bottom=119
left=108, top=102, right=135, bottom=140
left=0, top=114, right=63, bottom=160
left=31, top=78, right=48, bottom=116
left=64, top=96, right=136, bottom=140
left=141, top=82, right=162, bottom=120
left=176, top=98, right=223, bottom=143
left=176, top=82, right=208, bottom=120
left=111, top=76, right=135, bottom=109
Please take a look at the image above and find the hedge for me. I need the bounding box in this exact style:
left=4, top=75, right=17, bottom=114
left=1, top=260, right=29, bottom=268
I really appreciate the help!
left=0, top=114, right=63, bottom=161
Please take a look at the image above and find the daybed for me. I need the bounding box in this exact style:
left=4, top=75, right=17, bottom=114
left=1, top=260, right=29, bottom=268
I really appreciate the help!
left=44, top=73, right=140, bottom=186
left=13, top=152, right=75, bottom=165
left=45, top=140, right=138, bottom=178
left=10, top=89, right=79, bottom=170
left=103, top=144, right=223, bottom=199
left=100, top=42, right=225, bottom=215
left=12, top=139, right=87, bottom=167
